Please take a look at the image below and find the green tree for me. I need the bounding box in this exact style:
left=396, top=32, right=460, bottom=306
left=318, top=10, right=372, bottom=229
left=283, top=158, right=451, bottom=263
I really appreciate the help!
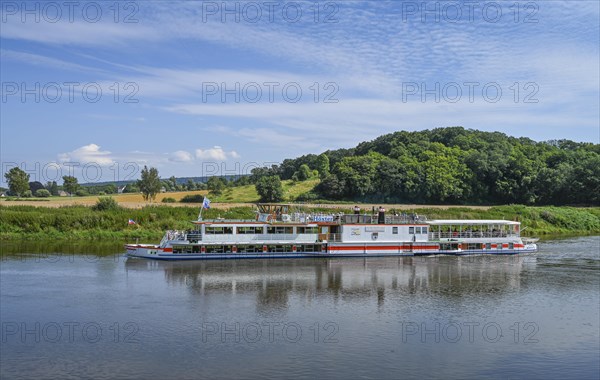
left=35, top=189, right=51, bottom=197
left=169, top=176, right=177, bottom=191
left=316, top=153, right=330, bottom=179
left=138, top=166, right=161, bottom=202
left=92, top=197, right=120, bottom=211
left=62, top=176, right=79, bottom=196
left=315, top=173, right=346, bottom=199
left=207, top=176, right=225, bottom=195
left=255, top=175, right=284, bottom=202
left=294, top=164, right=312, bottom=181
left=186, top=179, right=197, bottom=191
left=4, top=167, right=29, bottom=196
left=46, top=181, right=59, bottom=196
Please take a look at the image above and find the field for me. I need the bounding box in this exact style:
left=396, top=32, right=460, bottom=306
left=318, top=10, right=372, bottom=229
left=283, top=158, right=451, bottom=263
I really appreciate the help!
left=0, top=179, right=491, bottom=210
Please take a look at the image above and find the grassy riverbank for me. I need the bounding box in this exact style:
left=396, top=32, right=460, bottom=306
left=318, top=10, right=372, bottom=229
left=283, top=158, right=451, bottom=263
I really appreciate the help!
left=1, top=203, right=598, bottom=241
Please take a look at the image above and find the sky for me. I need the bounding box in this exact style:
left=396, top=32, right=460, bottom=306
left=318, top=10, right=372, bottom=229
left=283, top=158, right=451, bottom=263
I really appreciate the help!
left=1, top=0, right=599, bottom=185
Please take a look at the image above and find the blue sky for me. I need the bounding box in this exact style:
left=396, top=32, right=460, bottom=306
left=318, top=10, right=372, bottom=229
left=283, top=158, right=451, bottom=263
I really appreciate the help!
left=1, top=0, right=599, bottom=185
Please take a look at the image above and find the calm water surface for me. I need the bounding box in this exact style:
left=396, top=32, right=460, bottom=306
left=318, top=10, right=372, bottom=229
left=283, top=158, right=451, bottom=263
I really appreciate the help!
left=1, top=237, right=599, bottom=379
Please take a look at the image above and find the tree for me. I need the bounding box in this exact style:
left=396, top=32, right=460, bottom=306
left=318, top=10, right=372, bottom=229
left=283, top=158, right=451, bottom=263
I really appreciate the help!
left=316, top=153, right=330, bottom=179
left=169, top=176, right=177, bottom=191
left=35, top=189, right=51, bottom=197
left=295, top=164, right=312, bottom=181
left=62, top=176, right=79, bottom=196
left=255, top=175, right=284, bottom=202
left=92, top=197, right=120, bottom=211
left=207, top=176, right=226, bottom=195
left=315, top=173, right=346, bottom=199
left=186, top=179, right=197, bottom=191
left=138, top=166, right=161, bottom=202
left=46, top=181, right=59, bottom=196
left=4, top=167, right=29, bottom=196
left=29, top=181, right=45, bottom=194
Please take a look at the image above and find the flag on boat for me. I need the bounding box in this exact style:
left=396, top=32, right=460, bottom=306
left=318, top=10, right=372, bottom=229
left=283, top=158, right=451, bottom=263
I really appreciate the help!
left=128, top=219, right=136, bottom=225
left=202, top=197, right=211, bottom=209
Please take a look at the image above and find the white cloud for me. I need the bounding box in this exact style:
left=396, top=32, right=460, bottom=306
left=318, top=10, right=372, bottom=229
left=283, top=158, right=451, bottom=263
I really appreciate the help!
left=169, top=150, right=194, bottom=162
left=58, top=144, right=114, bottom=165
left=1, top=20, right=161, bottom=46
left=195, top=146, right=239, bottom=161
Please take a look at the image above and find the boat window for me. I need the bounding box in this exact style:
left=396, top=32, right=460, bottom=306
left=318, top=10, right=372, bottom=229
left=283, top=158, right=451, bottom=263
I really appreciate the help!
left=297, top=227, right=319, bottom=234
left=267, top=226, right=294, bottom=234
left=415, top=227, right=421, bottom=234
left=409, top=227, right=414, bottom=234
left=206, top=245, right=224, bottom=253
left=237, top=226, right=262, bottom=234
left=238, top=245, right=259, bottom=253
left=392, top=227, right=398, bottom=234
left=421, top=227, right=427, bottom=234
left=205, top=227, right=233, bottom=234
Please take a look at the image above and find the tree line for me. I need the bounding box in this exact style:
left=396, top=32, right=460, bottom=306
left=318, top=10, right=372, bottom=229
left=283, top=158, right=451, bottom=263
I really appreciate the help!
left=5, top=127, right=598, bottom=205
left=254, top=127, right=599, bottom=205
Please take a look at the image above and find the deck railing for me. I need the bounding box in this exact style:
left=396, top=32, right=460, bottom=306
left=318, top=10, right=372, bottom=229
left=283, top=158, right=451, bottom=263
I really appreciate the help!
left=429, top=231, right=518, bottom=239
left=201, top=213, right=427, bottom=225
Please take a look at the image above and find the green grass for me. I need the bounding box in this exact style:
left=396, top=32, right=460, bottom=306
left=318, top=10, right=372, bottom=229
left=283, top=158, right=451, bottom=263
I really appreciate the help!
left=0, top=204, right=255, bottom=241
left=213, top=185, right=260, bottom=203
left=211, top=179, right=320, bottom=203
left=1, top=203, right=598, bottom=241
left=282, top=179, right=320, bottom=200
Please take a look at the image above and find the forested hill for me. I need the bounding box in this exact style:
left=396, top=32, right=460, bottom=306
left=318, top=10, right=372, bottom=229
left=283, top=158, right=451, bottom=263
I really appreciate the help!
left=273, top=127, right=599, bottom=205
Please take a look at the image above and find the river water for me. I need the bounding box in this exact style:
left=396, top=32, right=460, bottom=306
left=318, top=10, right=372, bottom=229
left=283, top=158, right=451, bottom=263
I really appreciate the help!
left=1, top=236, right=599, bottom=379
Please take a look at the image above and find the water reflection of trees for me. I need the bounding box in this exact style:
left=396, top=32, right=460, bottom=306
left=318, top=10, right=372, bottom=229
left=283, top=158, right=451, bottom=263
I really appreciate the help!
left=1, top=241, right=124, bottom=259
left=125, top=256, right=527, bottom=309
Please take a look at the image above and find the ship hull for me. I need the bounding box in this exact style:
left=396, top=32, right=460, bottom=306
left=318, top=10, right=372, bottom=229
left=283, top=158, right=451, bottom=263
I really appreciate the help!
left=126, top=244, right=538, bottom=260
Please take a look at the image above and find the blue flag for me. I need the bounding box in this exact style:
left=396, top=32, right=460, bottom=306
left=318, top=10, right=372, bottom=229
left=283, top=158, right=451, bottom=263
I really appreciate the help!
left=202, top=197, right=211, bottom=209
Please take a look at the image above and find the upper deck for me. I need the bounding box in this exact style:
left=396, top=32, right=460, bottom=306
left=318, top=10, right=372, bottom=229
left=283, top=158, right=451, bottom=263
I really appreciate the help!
left=194, top=203, right=428, bottom=226
left=427, top=219, right=521, bottom=239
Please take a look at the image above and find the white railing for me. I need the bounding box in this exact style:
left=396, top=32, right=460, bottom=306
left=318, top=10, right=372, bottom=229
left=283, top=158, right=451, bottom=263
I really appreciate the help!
left=201, top=234, right=319, bottom=243
left=429, top=232, right=518, bottom=239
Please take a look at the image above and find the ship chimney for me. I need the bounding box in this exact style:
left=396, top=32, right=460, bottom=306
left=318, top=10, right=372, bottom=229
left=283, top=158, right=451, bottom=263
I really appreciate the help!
left=378, top=206, right=385, bottom=224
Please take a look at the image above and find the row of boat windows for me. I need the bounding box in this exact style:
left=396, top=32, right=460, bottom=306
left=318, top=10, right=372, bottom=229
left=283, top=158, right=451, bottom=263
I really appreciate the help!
left=206, top=226, right=428, bottom=235
left=205, top=226, right=320, bottom=235
left=172, top=244, right=322, bottom=254
left=439, top=243, right=515, bottom=250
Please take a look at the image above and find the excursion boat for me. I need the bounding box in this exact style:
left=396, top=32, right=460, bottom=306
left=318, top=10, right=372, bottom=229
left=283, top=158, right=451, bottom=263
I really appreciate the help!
left=125, top=204, right=538, bottom=260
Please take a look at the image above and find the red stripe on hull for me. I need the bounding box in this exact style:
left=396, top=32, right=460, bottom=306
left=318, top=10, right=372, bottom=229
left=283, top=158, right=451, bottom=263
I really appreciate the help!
left=329, top=245, right=438, bottom=251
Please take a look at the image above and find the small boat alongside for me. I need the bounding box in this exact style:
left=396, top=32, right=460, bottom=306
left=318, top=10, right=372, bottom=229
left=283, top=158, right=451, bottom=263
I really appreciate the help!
left=125, top=204, right=538, bottom=260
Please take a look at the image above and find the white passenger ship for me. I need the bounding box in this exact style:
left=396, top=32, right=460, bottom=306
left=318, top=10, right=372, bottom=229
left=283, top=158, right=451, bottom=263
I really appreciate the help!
left=125, top=204, right=538, bottom=260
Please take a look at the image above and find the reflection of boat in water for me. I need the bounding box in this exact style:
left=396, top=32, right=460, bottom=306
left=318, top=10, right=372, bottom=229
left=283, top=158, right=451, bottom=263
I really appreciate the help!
left=126, top=204, right=538, bottom=260
left=124, top=255, right=530, bottom=304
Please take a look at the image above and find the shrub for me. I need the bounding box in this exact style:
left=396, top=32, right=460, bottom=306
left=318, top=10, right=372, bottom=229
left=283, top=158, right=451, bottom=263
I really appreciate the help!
left=35, top=189, right=51, bottom=198
left=92, top=197, right=120, bottom=211
left=162, top=197, right=176, bottom=203
left=295, top=191, right=319, bottom=202
left=75, top=189, right=88, bottom=197
left=22, top=190, right=32, bottom=198
left=180, top=194, right=204, bottom=203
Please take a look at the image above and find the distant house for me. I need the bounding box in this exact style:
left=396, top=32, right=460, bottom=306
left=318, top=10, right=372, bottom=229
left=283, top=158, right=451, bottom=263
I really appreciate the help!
left=160, top=187, right=167, bottom=193
left=58, top=190, right=70, bottom=197
left=0, top=192, right=6, bottom=197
